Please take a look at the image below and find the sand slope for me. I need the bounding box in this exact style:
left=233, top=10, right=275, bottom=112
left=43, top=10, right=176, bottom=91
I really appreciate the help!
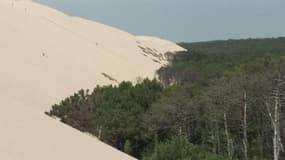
left=0, top=0, right=186, bottom=159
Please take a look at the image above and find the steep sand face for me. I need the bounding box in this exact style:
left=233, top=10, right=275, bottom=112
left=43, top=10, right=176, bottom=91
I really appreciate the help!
left=1, top=96, right=137, bottom=160
left=0, top=0, right=186, bottom=159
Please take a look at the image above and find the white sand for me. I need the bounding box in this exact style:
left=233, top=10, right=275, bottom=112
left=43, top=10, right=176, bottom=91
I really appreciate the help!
left=0, top=0, right=186, bottom=159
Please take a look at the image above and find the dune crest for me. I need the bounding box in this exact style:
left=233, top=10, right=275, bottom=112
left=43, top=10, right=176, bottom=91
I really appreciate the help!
left=0, top=0, right=185, bottom=159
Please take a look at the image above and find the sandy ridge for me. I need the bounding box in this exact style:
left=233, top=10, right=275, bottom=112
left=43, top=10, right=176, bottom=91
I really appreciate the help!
left=0, top=0, right=186, bottom=159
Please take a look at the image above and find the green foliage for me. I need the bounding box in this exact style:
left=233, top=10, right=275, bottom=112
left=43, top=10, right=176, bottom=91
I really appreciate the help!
left=153, top=38, right=285, bottom=160
left=159, top=38, right=285, bottom=86
left=47, top=79, right=163, bottom=158
left=124, top=140, right=132, bottom=155
left=47, top=38, right=285, bottom=160
left=144, top=135, right=231, bottom=160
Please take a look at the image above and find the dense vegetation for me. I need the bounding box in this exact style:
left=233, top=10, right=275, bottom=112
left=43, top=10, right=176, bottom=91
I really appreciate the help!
left=47, top=38, right=285, bottom=160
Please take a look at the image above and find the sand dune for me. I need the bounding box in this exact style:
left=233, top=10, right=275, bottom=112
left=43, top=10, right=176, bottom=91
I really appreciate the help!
left=0, top=0, right=186, bottom=159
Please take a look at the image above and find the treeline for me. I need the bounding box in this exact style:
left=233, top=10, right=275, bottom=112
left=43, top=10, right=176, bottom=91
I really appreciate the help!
left=47, top=38, right=285, bottom=160
left=47, top=79, right=164, bottom=158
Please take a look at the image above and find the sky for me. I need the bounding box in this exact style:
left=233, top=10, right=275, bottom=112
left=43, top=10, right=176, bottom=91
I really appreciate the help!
left=35, top=0, right=285, bottom=42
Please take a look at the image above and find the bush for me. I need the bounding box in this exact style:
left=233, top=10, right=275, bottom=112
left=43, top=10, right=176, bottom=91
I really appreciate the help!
left=144, top=135, right=231, bottom=160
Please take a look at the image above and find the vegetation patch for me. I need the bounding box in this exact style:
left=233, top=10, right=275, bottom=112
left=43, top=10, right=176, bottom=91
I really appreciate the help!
left=47, top=38, right=285, bottom=160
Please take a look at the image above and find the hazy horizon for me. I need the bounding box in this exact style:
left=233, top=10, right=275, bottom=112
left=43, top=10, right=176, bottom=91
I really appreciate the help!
left=35, top=0, right=285, bottom=42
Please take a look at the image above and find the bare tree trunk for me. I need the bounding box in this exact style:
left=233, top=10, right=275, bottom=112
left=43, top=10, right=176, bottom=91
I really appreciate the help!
left=273, top=92, right=280, bottom=160
left=98, top=126, right=102, bottom=140
left=224, top=112, right=233, bottom=159
left=230, top=139, right=234, bottom=158
left=267, top=100, right=279, bottom=160
left=267, top=74, right=284, bottom=160
left=243, top=91, right=249, bottom=160
left=211, top=120, right=219, bottom=154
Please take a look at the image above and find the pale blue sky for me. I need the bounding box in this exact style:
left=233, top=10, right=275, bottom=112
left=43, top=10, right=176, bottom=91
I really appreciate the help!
left=35, top=0, right=285, bottom=42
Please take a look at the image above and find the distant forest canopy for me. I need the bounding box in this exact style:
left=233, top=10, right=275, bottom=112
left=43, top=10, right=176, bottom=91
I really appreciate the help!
left=47, top=37, right=285, bottom=160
